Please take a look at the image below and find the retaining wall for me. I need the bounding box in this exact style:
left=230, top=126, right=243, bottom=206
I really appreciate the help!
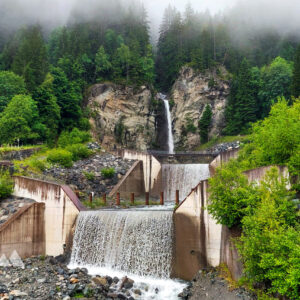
left=109, top=161, right=145, bottom=198
left=13, top=176, right=85, bottom=256
left=0, top=203, right=45, bottom=258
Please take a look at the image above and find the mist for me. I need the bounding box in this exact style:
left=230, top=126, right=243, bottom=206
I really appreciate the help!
left=1, top=0, right=300, bottom=40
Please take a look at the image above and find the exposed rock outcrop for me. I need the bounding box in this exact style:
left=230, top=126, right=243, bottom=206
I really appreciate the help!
left=88, top=83, right=156, bottom=151
left=171, top=67, right=230, bottom=150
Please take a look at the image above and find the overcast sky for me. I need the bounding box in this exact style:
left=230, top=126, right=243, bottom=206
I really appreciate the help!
left=1, top=0, right=300, bottom=38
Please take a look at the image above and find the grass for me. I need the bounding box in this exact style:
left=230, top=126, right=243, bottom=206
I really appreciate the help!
left=194, top=135, right=250, bottom=151
left=0, top=144, right=41, bottom=153
left=83, top=197, right=108, bottom=209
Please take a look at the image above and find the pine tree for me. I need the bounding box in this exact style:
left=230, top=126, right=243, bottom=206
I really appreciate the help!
left=95, top=46, right=112, bottom=81
left=199, top=104, right=213, bottom=143
left=225, top=59, right=258, bottom=135
left=12, top=25, right=48, bottom=92
left=291, top=45, right=300, bottom=98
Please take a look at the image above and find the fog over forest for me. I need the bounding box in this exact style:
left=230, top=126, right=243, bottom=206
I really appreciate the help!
left=1, top=0, right=300, bottom=40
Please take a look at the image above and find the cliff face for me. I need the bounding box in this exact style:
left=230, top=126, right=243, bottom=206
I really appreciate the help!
left=88, top=83, right=156, bottom=151
left=170, top=66, right=230, bottom=150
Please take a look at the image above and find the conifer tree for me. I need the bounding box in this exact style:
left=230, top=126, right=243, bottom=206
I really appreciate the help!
left=291, top=44, right=300, bottom=98
left=199, top=104, right=213, bottom=143
left=12, top=25, right=48, bottom=92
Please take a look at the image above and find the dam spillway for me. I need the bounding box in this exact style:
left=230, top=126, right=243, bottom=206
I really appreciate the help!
left=70, top=210, right=174, bottom=278
left=162, top=164, right=210, bottom=202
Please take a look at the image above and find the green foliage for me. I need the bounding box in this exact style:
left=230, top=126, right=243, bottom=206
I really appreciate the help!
left=101, top=167, right=115, bottom=179
left=12, top=25, right=48, bottom=92
left=208, top=160, right=259, bottom=228
left=0, top=171, right=13, bottom=200
left=225, top=59, right=259, bottom=135
left=184, top=116, right=197, bottom=134
left=47, top=149, right=73, bottom=168
left=95, top=46, right=112, bottom=81
left=83, top=171, right=95, bottom=181
left=0, top=71, right=27, bottom=112
left=199, top=104, right=213, bottom=143
left=291, top=44, right=300, bottom=98
left=236, top=169, right=299, bottom=300
left=0, top=94, right=45, bottom=144
left=66, top=144, right=92, bottom=161
left=57, top=128, right=91, bottom=148
left=114, top=117, right=126, bottom=144
left=258, top=57, right=293, bottom=118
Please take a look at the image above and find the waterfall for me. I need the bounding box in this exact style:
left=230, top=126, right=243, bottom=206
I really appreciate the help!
left=70, top=210, right=174, bottom=278
left=162, top=164, right=210, bottom=202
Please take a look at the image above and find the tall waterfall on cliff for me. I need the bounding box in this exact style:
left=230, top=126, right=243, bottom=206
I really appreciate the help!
left=159, top=94, right=174, bottom=154
left=70, top=210, right=174, bottom=278
left=162, top=164, right=210, bottom=202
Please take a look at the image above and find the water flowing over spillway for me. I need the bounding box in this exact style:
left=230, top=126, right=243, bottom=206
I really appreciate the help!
left=162, top=164, right=210, bottom=202
left=70, top=210, right=173, bottom=278
left=69, top=210, right=186, bottom=299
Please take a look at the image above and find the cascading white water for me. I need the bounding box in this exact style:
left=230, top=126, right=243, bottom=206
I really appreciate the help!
left=162, top=164, right=210, bottom=202
left=160, top=95, right=174, bottom=154
left=70, top=210, right=173, bottom=278
left=69, top=210, right=186, bottom=299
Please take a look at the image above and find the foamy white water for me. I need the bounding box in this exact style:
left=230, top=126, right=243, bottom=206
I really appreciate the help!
left=163, top=99, right=174, bottom=154
left=162, top=164, right=210, bottom=202
left=69, top=210, right=186, bottom=299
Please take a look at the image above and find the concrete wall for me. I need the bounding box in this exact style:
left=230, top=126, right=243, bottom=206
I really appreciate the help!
left=209, top=149, right=239, bottom=175
left=118, top=150, right=162, bottom=197
left=109, top=161, right=145, bottom=198
left=13, top=177, right=85, bottom=256
left=0, top=203, right=45, bottom=258
left=173, top=180, right=222, bottom=280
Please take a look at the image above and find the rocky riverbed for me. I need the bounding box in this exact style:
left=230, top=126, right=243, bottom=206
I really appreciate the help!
left=43, top=153, right=136, bottom=198
left=0, top=257, right=146, bottom=300
left=181, top=268, right=256, bottom=300
left=0, top=197, right=35, bottom=226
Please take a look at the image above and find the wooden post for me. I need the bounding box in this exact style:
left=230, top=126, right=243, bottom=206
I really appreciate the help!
left=160, top=192, right=164, bottom=205
left=145, top=192, right=149, bottom=206
left=75, top=190, right=80, bottom=198
left=130, top=193, right=135, bottom=205
left=175, top=190, right=179, bottom=205
left=103, top=194, right=107, bottom=205
left=116, top=192, right=120, bottom=206
left=89, top=192, right=93, bottom=204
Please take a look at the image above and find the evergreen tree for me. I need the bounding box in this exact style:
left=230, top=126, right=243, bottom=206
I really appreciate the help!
left=95, top=46, right=112, bottom=81
left=199, top=104, right=213, bottom=143
left=12, top=25, right=48, bottom=92
left=225, top=59, right=258, bottom=135
left=291, top=45, right=300, bottom=98
left=32, top=73, right=60, bottom=142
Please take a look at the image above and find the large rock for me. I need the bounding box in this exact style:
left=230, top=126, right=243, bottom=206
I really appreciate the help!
left=171, top=66, right=230, bottom=150
left=88, top=83, right=156, bottom=151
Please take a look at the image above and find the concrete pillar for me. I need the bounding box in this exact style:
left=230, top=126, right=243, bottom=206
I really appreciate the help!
left=131, top=193, right=135, bottom=205
left=116, top=192, right=120, bottom=206
left=176, top=190, right=179, bottom=205
left=160, top=192, right=164, bottom=205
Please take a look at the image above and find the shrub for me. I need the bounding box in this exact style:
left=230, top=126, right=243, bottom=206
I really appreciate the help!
left=0, top=171, right=14, bottom=199
left=57, top=128, right=91, bottom=148
left=208, top=160, right=259, bottom=228
left=101, top=167, right=115, bottom=179
left=30, top=158, right=46, bottom=172
left=47, top=149, right=73, bottom=168
left=236, top=169, right=299, bottom=299
left=66, top=144, right=92, bottom=161
left=83, top=171, right=95, bottom=181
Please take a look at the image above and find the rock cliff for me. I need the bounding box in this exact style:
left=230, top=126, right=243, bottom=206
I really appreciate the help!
left=171, top=67, right=230, bottom=150
left=88, top=83, right=156, bottom=151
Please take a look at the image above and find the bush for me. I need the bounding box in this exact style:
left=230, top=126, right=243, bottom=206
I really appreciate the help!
left=57, top=128, right=91, bottom=148
left=83, top=171, right=95, bottom=181
left=236, top=169, right=299, bottom=300
left=47, top=149, right=73, bottom=168
left=208, top=160, right=259, bottom=228
left=0, top=171, right=14, bottom=199
left=30, top=158, right=47, bottom=172
left=101, top=168, right=115, bottom=179
left=66, top=144, right=92, bottom=161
